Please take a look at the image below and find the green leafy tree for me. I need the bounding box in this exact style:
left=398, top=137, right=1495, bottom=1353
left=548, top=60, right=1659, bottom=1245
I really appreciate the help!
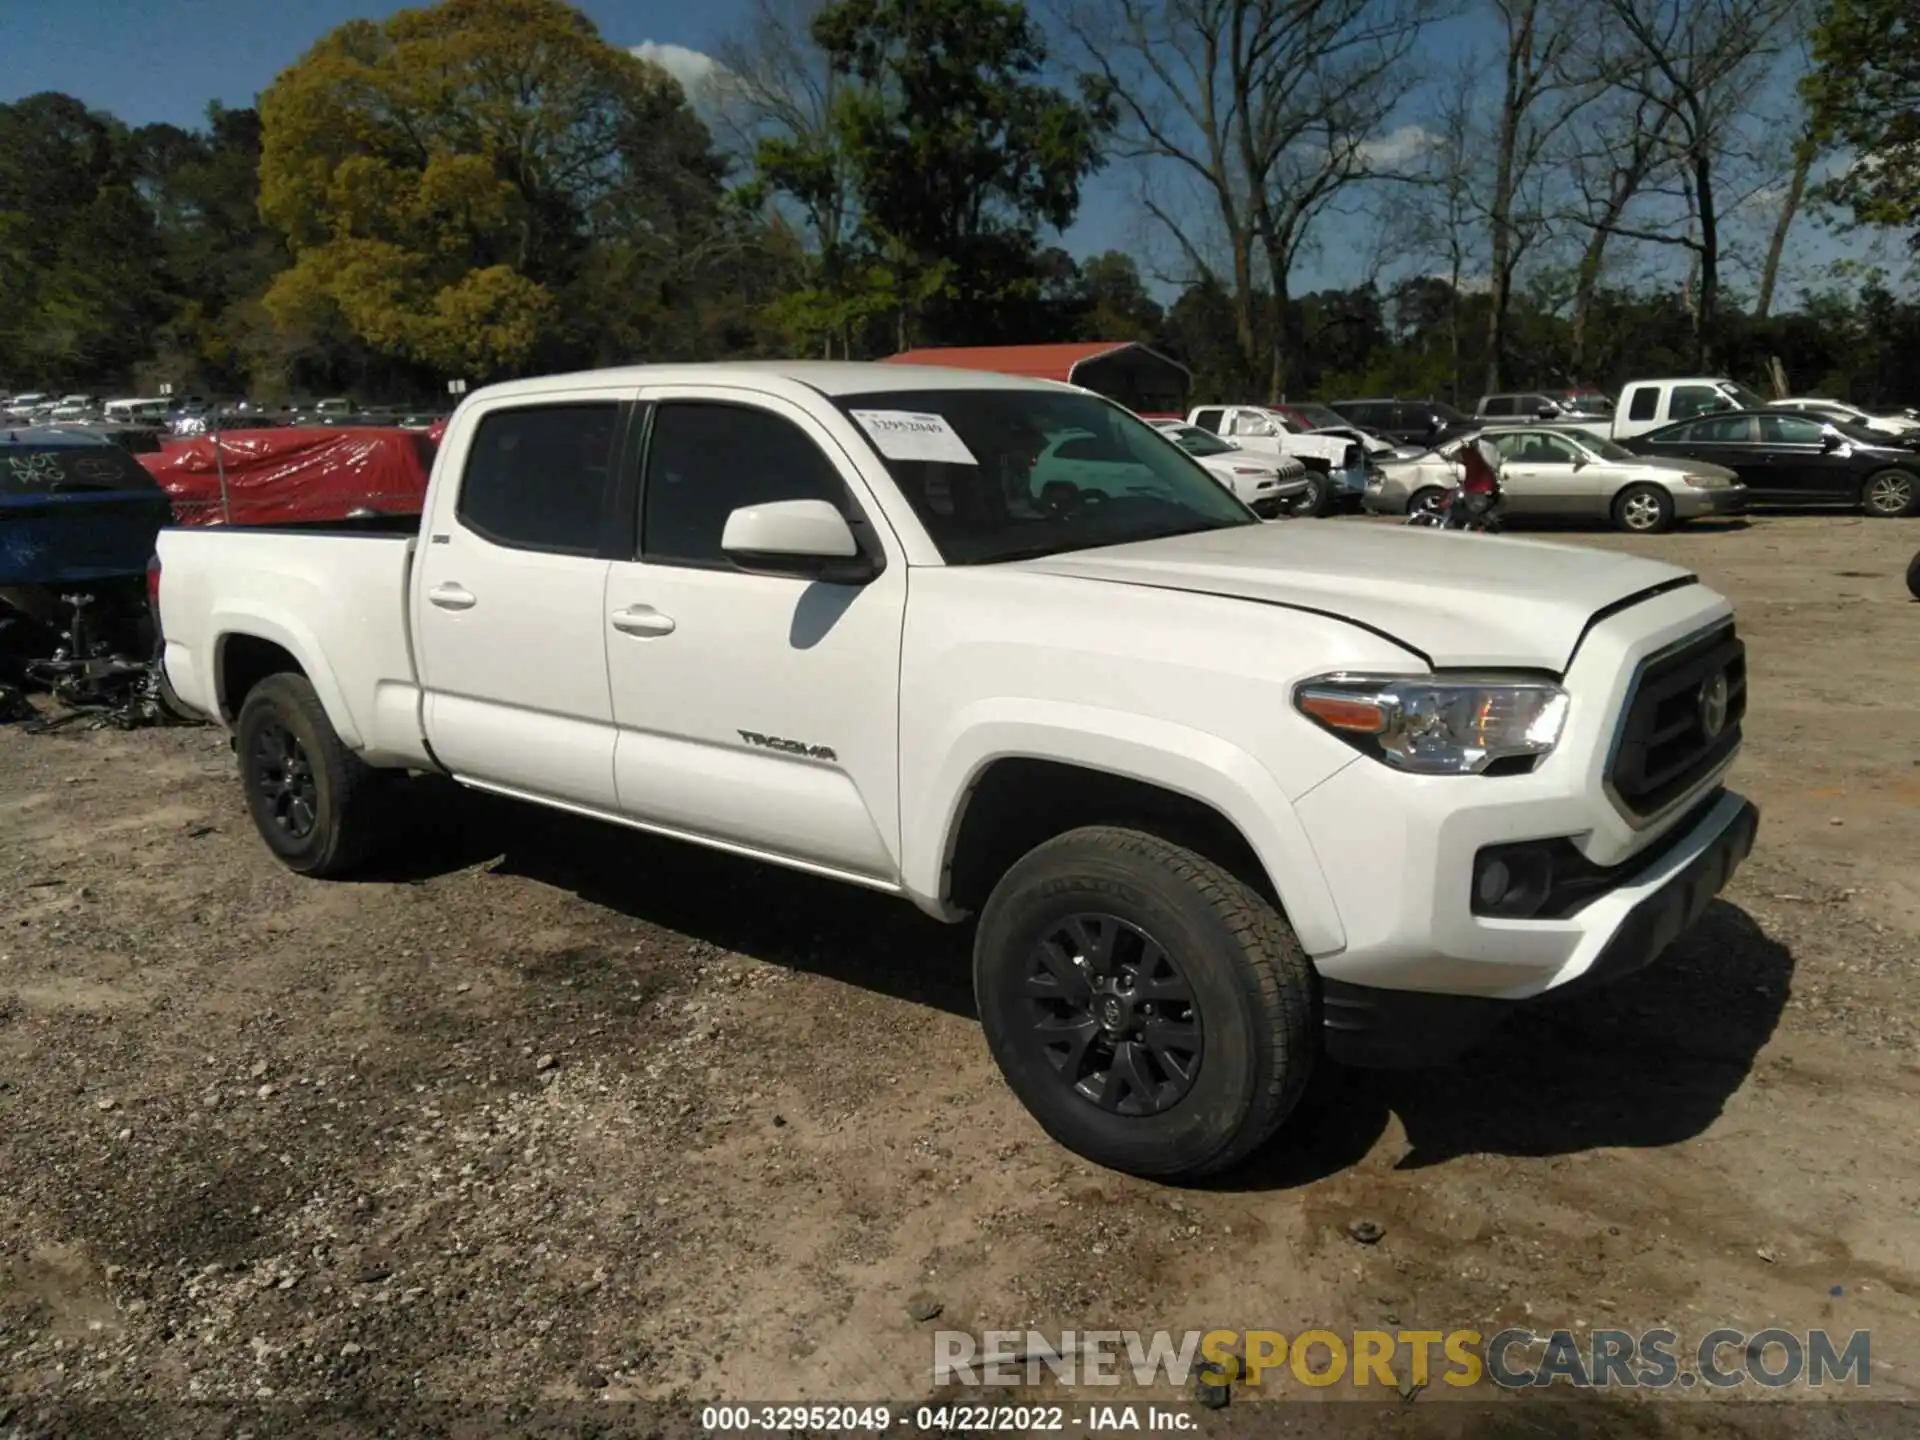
left=258, top=0, right=735, bottom=378
left=1807, top=0, right=1920, bottom=244
left=0, top=93, right=166, bottom=389
left=758, top=0, right=1111, bottom=349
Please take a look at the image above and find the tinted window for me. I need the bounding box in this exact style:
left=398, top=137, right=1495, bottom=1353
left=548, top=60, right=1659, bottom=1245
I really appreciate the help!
left=1673, top=414, right=1756, bottom=444
left=1191, top=408, right=1225, bottom=434
left=459, top=404, right=617, bottom=554
left=837, top=388, right=1252, bottom=565
left=1671, top=385, right=1728, bottom=420
left=1483, top=396, right=1514, bottom=416
left=643, top=402, right=848, bottom=566
left=1627, top=387, right=1659, bottom=422
left=1760, top=414, right=1826, bottom=445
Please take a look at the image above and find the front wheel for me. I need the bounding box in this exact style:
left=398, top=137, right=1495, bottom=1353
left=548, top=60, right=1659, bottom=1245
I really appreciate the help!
left=974, top=826, right=1316, bottom=1179
left=236, top=672, right=385, bottom=877
left=1862, top=469, right=1918, bottom=518
left=1906, top=550, right=1920, bottom=600
left=1290, top=469, right=1333, bottom=518
left=1613, top=484, right=1674, bottom=534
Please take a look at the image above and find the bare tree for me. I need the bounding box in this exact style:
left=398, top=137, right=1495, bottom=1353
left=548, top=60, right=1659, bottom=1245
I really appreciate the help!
left=1402, top=89, right=1481, bottom=399
left=1589, top=0, right=1805, bottom=368
left=1064, top=0, right=1434, bottom=399
left=1561, top=85, right=1676, bottom=378
left=1754, top=121, right=1819, bottom=320
left=1480, top=0, right=1599, bottom=393
left=713, top=0, right=860, bottom=356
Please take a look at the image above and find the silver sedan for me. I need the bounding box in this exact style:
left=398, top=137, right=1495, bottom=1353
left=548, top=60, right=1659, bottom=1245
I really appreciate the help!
left=1364, top=427, right=1747, bottom=533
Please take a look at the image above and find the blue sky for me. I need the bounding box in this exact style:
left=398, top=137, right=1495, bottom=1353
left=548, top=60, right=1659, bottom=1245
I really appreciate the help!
left=4, top=0, right=1898, bottom=302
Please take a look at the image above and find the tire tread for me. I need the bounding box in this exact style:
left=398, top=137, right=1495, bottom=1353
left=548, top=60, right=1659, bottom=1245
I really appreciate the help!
left=1002, top=825, right=1315, bottom=1177
left=238, top=673, right=383, bottom=877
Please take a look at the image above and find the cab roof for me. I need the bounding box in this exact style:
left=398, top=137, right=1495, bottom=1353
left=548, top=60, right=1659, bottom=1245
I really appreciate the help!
left=468, top=361, right=1080, bottom=405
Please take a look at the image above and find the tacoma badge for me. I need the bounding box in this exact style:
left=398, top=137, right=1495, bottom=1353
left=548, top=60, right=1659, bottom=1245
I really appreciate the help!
left=738, top=730, right=837, bottom=762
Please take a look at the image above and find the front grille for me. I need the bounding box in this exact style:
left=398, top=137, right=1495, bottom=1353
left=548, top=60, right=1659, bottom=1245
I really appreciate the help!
left=1607, top=623, right=1745, bottom=819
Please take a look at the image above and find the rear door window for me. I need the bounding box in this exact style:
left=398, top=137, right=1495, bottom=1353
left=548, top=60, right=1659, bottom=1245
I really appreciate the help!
left=458, top=403, right=619, bottom=554
left=1759, top=414, right=1826, bottom=445
left=1191, top=408, right=1225, bottom=434
left=1626, top=386, right=1659, bottom=422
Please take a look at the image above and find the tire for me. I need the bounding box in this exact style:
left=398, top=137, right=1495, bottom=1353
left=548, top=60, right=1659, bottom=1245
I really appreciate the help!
left=1861, top=468, right=1918, bottom=518
left=1613, top=484, right=1673, bottom=534
left=974, top=826, right=1315, bottom=1179
left=1906, top=550, right=1920, bottom=601
left=235, top=672, right=384, bottom=877
left=1407, top=486, right=1447, bottom=517
left=1291, top=466, right=1335, bottom=518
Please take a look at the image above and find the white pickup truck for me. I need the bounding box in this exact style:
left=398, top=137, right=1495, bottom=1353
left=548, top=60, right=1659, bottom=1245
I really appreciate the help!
left=1546, top=377, right=1775, bottom=443
left=1183, top=405, right=1369, bottom=516
left=157, top=361, right=1757, bottom=1179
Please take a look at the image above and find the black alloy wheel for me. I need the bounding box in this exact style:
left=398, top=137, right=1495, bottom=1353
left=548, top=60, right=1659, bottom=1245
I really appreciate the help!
left=246, top=714, right=320, bottom=841
left=1023, top=913, right=1202, bottom=1117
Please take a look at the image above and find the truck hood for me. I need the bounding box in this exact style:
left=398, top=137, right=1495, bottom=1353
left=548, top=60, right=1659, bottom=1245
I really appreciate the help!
left=1015, top=522, right=1694, bottom=671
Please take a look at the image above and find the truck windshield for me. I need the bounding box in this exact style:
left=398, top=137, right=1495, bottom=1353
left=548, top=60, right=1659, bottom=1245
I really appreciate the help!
left=1719, top=382, right=1769, bottom=411
left=837, top=389, right=1256, bottom=565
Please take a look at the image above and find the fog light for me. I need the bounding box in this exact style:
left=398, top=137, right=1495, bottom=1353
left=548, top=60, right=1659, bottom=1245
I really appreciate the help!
left=1471, top=844, right=1554, bottom=917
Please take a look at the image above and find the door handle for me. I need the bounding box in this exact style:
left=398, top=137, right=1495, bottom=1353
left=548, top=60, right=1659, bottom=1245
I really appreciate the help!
left=428, top=583, right=476, bottom=611
left=611, top=605, right=676, bottom=637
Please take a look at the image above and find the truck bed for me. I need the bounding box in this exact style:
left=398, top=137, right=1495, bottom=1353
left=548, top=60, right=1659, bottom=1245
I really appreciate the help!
left=155, top=525, right=433, bottom=768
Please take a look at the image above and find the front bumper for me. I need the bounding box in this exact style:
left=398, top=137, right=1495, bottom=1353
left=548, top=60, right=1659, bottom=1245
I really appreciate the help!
left=1321, top=792, right=1757, bottom=1067
left=1674, top=484, right=1748, bottom=519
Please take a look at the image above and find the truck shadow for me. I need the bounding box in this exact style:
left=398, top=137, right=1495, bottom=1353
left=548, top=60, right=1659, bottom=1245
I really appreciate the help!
left=1228, top=898, right=1794, bottom=1189
left=373, top=778, right=979, bottom=1018
left=377, top=782, right=1791, bottom=1184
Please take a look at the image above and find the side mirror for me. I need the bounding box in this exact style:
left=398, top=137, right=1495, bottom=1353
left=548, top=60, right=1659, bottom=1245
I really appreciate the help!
left=1821, top=430, right=1842, bottom=451
left=1571, top=456, right=1588, bottom=470
left=1535, top=405, right=1558, bottom=420
left=721, top=499, right=879, bottom=584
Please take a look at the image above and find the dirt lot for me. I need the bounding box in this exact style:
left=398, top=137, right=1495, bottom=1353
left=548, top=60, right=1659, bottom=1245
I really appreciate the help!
left=2, top=513, right=1918, bottom=1434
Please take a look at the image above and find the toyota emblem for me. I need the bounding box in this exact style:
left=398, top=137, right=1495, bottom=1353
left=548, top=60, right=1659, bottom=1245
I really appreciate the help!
left=1698, top=670, right=1729, bottom=739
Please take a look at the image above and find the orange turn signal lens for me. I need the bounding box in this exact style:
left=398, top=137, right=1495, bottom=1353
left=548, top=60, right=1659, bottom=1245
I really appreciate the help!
left=1297, top=692, right=1389, bottom=734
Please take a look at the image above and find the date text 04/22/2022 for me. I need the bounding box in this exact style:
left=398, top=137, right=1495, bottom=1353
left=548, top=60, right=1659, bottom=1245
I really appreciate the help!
left=697, top=1405, right=1192, bottom=1431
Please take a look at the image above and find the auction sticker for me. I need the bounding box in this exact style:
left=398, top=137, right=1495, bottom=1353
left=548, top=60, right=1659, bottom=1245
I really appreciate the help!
left=850, top=410, right=978, bottom=465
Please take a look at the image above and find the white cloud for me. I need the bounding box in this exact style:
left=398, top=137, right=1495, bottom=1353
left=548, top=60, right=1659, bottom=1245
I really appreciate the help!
left=1356, top=124, right=1437, bottom=169
left=630, top=41, right=725, bottom=96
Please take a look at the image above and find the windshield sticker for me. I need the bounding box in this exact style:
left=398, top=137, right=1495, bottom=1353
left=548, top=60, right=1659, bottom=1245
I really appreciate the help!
left=850, top=409, right=978, bottom=465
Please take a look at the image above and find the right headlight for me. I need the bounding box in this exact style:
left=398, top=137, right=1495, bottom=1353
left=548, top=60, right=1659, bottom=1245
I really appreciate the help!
left=1293, top=674, right=1570, bottom=774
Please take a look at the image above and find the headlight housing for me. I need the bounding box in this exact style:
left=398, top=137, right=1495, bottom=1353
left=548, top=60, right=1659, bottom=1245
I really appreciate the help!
left=1293, top=674, right=1570, bottom=774
left=1680, top=473, right=1726, bottom=488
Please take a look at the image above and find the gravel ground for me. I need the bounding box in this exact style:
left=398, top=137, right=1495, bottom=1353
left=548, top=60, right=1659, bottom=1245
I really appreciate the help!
left=2, top=513, right=1918, bottom=1436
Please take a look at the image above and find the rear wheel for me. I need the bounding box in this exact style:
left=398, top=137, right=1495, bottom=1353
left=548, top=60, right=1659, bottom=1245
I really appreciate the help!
left=1862, top=469, right=1918, bottom=518
left=1408, top=486, right=1447, bottom=517
left=236, top=673, right=384, bottom=877
left=974, top=826, right=1315, bottom=1179
left=1906, top=550, right=1920, bottom=600
left=1613, top=484, right=1673, bottom=534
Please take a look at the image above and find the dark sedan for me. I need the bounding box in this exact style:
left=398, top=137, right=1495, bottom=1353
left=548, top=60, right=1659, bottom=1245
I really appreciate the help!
left=1623, top=409, right=1920, bottom=517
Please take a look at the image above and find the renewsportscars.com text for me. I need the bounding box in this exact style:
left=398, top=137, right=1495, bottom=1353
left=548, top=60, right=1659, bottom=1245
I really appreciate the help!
left=933, top=1327, right=1872, bottom=1391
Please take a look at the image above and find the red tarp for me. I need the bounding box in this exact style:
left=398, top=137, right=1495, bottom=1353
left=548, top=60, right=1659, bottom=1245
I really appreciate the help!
left=139, top=427, right=436, bottom=526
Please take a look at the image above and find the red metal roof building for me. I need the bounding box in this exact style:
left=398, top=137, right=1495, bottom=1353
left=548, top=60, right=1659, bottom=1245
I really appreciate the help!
left=882, top=342, right=1191, bottom=415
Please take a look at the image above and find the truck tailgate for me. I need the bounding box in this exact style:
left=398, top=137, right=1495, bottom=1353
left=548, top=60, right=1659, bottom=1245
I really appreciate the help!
left=156, top=527, right=430, bottom=767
